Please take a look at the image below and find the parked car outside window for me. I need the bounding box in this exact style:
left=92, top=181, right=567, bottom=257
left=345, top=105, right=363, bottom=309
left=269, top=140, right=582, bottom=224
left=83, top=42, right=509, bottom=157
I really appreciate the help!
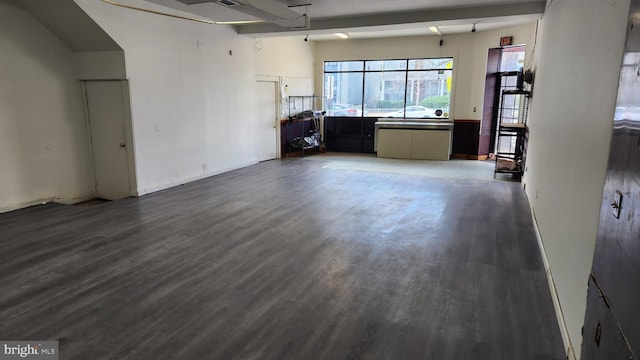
left=383, top=105, right=442, bottom=118
left=328, top=104, right=362, bottom=117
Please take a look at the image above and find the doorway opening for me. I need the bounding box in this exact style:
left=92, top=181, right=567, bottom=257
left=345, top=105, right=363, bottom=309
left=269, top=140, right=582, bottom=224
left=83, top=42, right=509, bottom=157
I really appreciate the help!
left=481, top=45, right=526, bottom=155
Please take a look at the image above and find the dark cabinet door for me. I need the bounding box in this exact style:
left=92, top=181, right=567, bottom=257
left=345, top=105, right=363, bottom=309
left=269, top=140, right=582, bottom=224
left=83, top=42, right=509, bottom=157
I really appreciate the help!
left=583, top=1, right=640, bottom=357
left=325, top=117, right=376, bottom=153
left=588, top=126, right=640, bottom=358
left=581, top=277, right=634, bottom=360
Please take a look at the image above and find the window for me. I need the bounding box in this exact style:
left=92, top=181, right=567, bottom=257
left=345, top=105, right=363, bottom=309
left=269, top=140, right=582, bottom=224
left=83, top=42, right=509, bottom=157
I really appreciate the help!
left=500, top=46, right=526, bottom=72
left=493, top=45, right=526, bottom=154
left=324, top=58, right=453, bottom=118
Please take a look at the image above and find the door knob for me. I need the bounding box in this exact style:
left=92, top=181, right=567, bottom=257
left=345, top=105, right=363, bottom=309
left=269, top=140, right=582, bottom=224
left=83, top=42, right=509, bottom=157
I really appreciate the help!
left=120, top=142, right=126, bottom=148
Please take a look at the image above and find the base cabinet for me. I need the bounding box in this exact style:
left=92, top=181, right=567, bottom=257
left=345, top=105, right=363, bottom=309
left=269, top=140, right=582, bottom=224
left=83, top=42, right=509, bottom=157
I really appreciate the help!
left=377, top=129, right=450, bottom=160
left=581, top=277, right=634, bottom=360
left=376, top=129, right=412, bottom=159
left=324, top=117, right=376, bottom=153
left=583, top=3, right=640, bottom=359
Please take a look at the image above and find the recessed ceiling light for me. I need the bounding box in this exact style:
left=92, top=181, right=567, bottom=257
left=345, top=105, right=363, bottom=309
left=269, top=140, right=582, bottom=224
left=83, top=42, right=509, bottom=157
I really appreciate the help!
left=217, top=0, right=239, bottom=6
left=334, top=33, right=349, bottom=39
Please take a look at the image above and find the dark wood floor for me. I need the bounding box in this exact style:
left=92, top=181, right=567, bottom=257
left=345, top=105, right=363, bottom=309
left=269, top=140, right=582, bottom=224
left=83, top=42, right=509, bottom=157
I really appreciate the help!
left=0, top=158, right=565, bottom=360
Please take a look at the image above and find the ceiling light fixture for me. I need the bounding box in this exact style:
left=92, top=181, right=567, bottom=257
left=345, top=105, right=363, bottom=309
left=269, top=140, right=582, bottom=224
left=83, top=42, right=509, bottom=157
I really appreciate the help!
left=471, top=23, right=477, bottom=33
left=334, top=33, right=349, bottom=39
left=217, top=0, right=240, bottom=6
left=429, top=26, right=441, bottom=36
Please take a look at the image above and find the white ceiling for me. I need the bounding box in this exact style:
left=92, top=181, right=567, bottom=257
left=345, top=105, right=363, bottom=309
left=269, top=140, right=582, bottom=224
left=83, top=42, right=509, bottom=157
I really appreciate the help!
left=141, top=0, right=546, bottom=39
left=304, top=15, right=541, bottom=41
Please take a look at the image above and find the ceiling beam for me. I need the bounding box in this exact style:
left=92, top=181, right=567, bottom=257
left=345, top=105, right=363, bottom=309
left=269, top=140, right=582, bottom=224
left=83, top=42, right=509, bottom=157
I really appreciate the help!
left=235, top=1, right=546, bottom=36
left=17, top=0, right=122, bottom=51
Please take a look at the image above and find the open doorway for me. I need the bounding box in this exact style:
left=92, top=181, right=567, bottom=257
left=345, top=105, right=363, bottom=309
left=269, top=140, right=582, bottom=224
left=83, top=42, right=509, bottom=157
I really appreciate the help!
left=480, top=45, right=526, bottom=156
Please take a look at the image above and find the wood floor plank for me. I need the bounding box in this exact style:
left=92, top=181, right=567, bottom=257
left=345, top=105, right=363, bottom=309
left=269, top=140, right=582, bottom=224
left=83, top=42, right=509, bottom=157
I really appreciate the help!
left=0, top=158, right=565, bottom=359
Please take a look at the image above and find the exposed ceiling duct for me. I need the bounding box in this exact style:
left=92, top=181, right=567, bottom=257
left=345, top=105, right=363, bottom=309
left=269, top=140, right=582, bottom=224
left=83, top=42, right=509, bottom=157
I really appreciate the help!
left=175, top=0, right=309, bottom=28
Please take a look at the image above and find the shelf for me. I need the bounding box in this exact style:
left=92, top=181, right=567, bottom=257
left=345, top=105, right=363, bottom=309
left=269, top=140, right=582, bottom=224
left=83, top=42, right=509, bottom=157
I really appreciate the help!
left=502, top=89, right=532, bottom=96
left=499, top=123, right=526, bottom=129
left=496, top=153, right=518, bottom=159
left=494, top=89, right=530, bottom=179
left=284, top=95, right=324, bottom=157
left=281, top=117, right=314, bottom=124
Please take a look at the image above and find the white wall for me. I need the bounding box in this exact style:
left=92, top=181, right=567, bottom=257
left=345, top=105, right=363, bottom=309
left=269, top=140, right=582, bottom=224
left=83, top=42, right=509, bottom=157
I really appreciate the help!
left=254, top=37, right=316, bottom=117
left=314, top=23, right=537, bottom=121
left=255, top=36, right=315, bottom=83
left=524, top=0, right=631, bottom=357
left=468, top=24, right=537, bottom=118
left=0, top=1, right=95, bottom=212
left=74, top=0, right=316, bottom=195
left=75, top=51, right=126, bottom=80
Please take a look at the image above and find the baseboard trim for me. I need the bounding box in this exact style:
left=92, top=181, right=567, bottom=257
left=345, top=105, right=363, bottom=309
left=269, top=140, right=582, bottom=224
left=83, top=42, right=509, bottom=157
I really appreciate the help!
left=53, top=192, right=97, bottom=205
left=450, top=153, right=489, bottom=160
left=136, top=160, right=259, bottom=196
left=0, top=191, right=97, bottom=213
left=450, top=153, right=467, bottom=159
left=0, top=197, right=53, bottom=214
left=530, top=207, right=576, bottom=360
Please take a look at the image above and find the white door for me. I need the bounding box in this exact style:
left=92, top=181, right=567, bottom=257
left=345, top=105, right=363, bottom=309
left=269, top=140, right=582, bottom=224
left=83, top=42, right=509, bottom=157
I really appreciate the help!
left=256, top=81, right=278, bottom=161
left=85, top=81, right=131, bottom=200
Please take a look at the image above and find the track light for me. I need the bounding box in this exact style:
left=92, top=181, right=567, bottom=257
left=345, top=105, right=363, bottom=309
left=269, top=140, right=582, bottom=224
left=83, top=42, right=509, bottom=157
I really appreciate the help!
left=304, top=34, right=308, bottom=42
left=471, top=23, right=476, bottom=33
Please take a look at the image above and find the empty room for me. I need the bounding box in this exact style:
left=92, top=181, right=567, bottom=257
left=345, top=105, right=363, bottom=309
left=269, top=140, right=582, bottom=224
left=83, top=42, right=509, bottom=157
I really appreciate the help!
left=1, top=0, right=638, bottom=359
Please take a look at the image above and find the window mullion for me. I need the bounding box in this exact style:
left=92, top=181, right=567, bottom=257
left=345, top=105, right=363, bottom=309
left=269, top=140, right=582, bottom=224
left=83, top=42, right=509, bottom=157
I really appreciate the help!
left=361, top=66, right=366, bottom=117
left=403, top=60, right=409, bottom=117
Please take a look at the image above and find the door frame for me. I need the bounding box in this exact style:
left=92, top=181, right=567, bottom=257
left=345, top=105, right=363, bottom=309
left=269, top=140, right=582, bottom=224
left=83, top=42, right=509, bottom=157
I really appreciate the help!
left=81, top=79, right=137, bottom=197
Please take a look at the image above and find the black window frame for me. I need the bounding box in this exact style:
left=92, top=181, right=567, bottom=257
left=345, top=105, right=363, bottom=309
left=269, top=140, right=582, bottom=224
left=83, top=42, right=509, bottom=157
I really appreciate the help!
left=323, top=57, right=454, bottom=119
